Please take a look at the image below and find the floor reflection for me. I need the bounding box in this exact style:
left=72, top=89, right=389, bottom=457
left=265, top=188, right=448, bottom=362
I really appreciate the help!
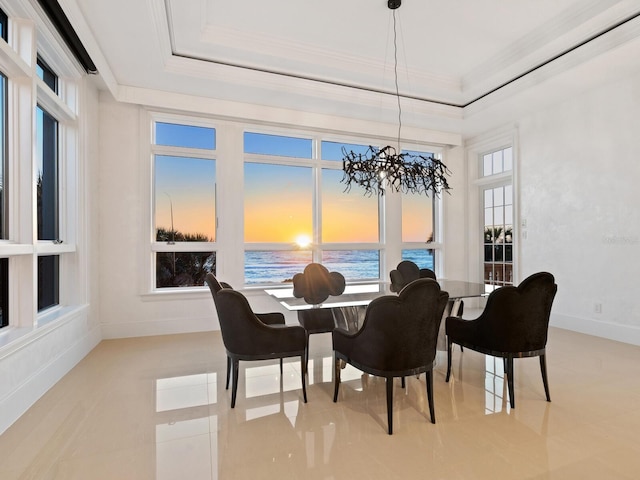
left=3, top=328, right=640, bottom=478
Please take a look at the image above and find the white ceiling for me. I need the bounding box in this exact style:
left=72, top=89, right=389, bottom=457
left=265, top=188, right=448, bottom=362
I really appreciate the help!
left=69, top=0, right=640, bottom=137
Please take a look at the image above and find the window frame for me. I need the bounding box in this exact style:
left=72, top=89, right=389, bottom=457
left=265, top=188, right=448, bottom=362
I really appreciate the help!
left=144, top=116, right=445, bottom=292
left=472, top=140, right=518, bottom=287
left=0, top=5, right=84, bottom=331
left=149, top=113, right=218, bottom=291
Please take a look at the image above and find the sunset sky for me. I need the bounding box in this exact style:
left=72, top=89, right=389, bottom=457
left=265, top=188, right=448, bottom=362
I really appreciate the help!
left=154, top=125, right=433, bottom=244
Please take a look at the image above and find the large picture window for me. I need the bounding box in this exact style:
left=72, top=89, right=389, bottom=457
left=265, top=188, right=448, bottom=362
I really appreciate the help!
left=149, top=123, right=442, bottom=289
left=243, top=134, right=382, bottom=285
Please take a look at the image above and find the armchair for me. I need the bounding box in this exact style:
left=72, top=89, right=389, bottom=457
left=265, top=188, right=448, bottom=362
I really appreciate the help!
left=333, top=278, right=449, bottom=434
left=205, top=273, right=307, bottom=407
left=205, top=274, right=286, bottom=388
left=445, top=272, right=557, bottom=408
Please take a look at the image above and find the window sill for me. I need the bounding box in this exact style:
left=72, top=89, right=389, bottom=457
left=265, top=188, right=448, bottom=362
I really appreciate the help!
left=0, top=305, right=89, bottom=361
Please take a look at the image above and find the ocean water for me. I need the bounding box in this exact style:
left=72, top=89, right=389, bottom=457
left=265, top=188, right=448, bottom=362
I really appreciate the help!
left=244, top=249, right=434, bottom=285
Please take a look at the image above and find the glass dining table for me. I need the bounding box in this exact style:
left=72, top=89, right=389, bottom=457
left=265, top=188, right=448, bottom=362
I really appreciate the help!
left=265, top=279, right=489, bottom=350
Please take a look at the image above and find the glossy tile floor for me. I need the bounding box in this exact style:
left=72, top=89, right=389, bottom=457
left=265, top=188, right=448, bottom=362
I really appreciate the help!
left=2, top=324, right=640, bottom=479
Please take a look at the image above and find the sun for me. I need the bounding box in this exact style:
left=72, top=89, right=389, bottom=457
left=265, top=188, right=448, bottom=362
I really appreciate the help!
left=295, top=234, right=312, bottom=249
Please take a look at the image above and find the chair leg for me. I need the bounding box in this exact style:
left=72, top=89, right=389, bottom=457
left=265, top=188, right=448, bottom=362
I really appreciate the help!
left=386, top=376, right=394, bottom=435
left=401, top=376, right=406, bottom=389
left=426, top=369, right=436, bottom=424
left=304, top=332, right=310, bottom=374
left=231, top=359, right=240, bottom=408
left=540, top=354, right=551, bottom=402
left=280, top=358, right=283, bottom=375
left=225, top=356, right=231, bottom=390
left=506, top=356, right=515, bottom=408
left=333, top=357, right=341, bottom=402
left=446, top=338, right=453, bottom=382
left=300, top=354, right=307, bottom=403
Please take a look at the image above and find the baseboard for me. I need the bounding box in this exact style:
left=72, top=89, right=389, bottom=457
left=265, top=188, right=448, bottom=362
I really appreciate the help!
left=0, top=320, right=102, bottom=435
left=101, top=315, right=217, bottom=339
left=551, top=313, right=640, bottom=346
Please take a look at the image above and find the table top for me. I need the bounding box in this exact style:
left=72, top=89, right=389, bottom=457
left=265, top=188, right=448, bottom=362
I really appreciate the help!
left=265, top=279, right=489, bottom=311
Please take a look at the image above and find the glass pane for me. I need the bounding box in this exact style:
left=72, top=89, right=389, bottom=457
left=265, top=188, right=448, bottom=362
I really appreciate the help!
left=401, top=249, right=435, bottom=271
left=505, top=205, right=513, bottom=225
left=503, top=147, right=513, bottom=171
left=402, top=191, right=433, bottom=242
left=245, top=250, right=312, bottom=285
left=0, top=8, right=7, bottom=42
left=244, top=132, right=312, bottom=158
left=321, top=141, right=370, bottom=161
left=155, top=156, right=216, bottom=241
left=505, top=184, right=513, bottom=204
left=493, top=187, right=504, bottom=206
left=156, top=252, right=215, bottom=288
left=36, top=57, right=57, bottom=93
left=0, top=74, right=5, bottom=239
left=483, top=154, right=492, bottom=176
left=0, top=257, right=7, bottom=328
left=322, top=169, right=378, bottom=242
left=38, top=255, right=59, bottom=311
left=505, top=224, right=513, bottom=243
left=245, top=163, right=312, bottom=243
left=484, top=209, right=493, bottom=227
left=155, top=123, right=215, bottom=150
left=321, top=250, right=379, bottom=281
left=492, top=150, right=503, bottom=174
left=484, top=189, right=493, bottom=208
left=494, top=206, right=504, bottom=226
left=36, top=106, right=58, bottom=241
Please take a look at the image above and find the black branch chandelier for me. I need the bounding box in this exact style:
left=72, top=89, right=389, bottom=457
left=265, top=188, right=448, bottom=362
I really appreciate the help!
left=341, top=0, right=452, bottom=197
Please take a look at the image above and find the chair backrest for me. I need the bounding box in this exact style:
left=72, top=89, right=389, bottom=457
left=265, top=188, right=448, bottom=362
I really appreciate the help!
left=205, top=273, right=272, bottom=355
left=477, top=272, right=558, bottom=353
left=390, top=260, right=436, bottom=292
left=351, top=278, right=449, bottom=372
left=292, top=263, right=345, bottom=305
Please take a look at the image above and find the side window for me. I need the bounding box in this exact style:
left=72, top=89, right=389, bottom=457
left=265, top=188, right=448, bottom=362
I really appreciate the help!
left=152, top=121, right=217, bottom=288
left=36, top=103, right=60, bottom=311
left=0, top=8, right=83, bottom=328
left=481, top=147, right=514, bottom=286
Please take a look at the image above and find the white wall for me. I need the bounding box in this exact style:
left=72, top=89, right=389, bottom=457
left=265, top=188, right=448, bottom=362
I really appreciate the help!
left=515, top=71, right=640, bottom=344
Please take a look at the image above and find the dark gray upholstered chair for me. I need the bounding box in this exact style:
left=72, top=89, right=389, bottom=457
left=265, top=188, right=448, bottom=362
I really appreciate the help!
left=389, top=260, right=436, bottom=292
left=205, top=273, right=307, bottom=407
left=205, top=274, right=286, bottom=387
left=292, top=263, right=346, bottom=369
left=445, top=272, right=557, bottom=408
left=333, top=278, right=449, bottom=434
